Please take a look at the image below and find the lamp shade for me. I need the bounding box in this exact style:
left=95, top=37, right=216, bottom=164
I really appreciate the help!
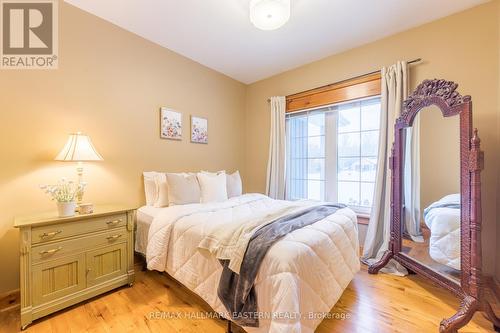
left=250, top=0, right=290, bottom=31
left=55, top=133, right=103, bottom=161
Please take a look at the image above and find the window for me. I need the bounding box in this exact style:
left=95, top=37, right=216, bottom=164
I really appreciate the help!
left=286, top=111, right=326, bottom=201
left=286, top=97, right=381, bottom=214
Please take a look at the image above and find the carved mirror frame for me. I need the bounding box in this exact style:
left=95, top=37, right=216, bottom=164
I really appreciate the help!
left=368, top=79, right=499, bottom=332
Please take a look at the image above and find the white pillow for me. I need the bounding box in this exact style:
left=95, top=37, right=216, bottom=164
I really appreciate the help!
left=201, top=170, right=225, bottom=176
left=197, top=172, right=228, bottom=203
left=154, top=173, right=169, bottom=208
left=143, top=172, right=159, bottom=206
left=166, top=173, right=201, bottom=205
left=143, top=171, right=169, bottom=207
left=226, top=171, right=242, bottom=198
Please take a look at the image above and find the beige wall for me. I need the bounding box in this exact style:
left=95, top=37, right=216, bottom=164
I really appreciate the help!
left=419, top=106, right=460, bottom=212
left=1, top=1, right=499, bottom=294
left=244, top=1, right=500, bottom=278
left=0, top=3, right=246, bottom=293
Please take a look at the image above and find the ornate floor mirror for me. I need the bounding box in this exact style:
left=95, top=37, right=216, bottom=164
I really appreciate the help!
left=368, top=79, right=499, bottom=332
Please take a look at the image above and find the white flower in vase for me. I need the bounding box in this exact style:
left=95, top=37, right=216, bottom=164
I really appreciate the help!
left=40, top=179, right=87, bottom=217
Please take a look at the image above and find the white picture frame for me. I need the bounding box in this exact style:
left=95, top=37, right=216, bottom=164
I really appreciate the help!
left=160, top=107, right=182, bottom=140
left=190, top=116, right=208, bottom=144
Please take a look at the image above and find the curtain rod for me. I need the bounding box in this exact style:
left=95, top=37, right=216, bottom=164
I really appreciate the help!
left=267, top=58, right=422, bottom=103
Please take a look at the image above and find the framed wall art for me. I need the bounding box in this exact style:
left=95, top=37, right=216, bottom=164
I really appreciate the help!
left=160, top=107, right=182, bottom=140
left=190, top=116, right=208, bottom=144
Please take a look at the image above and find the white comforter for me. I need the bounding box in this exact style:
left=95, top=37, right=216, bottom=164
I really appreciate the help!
left=147, top=194, right=360, bottom=333
left=424, top=194, right=461, bottom=270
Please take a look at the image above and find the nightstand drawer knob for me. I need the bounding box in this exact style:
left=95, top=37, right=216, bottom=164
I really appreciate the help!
left=39, top=247, right=62, bottom=255
left=39, top=230, right=62, bottom=239
left=106, top=234, right=122, bottom=241
left=106, top=219, right=122, bottom=226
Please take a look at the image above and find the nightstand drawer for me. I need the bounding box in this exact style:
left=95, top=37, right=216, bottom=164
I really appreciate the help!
left=32, top=213, right=127, bottom=244
left=32, top=229, right=128, bottom=264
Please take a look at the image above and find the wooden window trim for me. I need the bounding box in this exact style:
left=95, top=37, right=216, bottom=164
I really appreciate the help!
left=286, top=72, right=381, bottom=113
left=357, top=216, right=370, bottom=225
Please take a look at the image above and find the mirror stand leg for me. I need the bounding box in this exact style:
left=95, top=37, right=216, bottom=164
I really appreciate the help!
left=368, top=250, right=393, bottom=274
left=439, top=295, right=478, bottom=333
left=483, top=301, right=500, bottom=331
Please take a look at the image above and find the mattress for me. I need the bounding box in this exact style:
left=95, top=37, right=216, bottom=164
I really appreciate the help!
left=145, top=194, right=360, bottom=333
left=135, top=206, right=162, bottom=255
left=423, top=194, right=461, bottom=270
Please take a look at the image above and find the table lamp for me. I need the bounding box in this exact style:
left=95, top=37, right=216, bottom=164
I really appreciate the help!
left=55, top=132, right=103, bottom=206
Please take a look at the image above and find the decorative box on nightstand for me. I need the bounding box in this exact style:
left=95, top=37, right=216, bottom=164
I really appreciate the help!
left=14, top=206, right=136, bottom=330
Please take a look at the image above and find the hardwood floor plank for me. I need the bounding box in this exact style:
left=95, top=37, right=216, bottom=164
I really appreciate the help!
left=1, top=264, right=496, bottom=333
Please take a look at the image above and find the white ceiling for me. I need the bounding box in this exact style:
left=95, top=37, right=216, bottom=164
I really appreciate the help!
left=65, top=0, right=488, bottom=84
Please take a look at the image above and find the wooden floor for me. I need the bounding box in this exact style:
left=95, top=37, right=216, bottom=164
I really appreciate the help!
left=1, top=262, right=496, bottom=333
left=402, top=227, right=461, bottom=282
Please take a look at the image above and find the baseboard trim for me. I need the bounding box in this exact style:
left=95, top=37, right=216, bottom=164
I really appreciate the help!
left=0, top=289, right=20, bottom=312
left=484, top=276, right=500, bottom=302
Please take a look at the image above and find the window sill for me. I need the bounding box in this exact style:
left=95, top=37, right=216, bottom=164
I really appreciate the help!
left=348, top=207, right=371, bottom=222
left=356, top=214, right=370, bottom=225
left=356, top=212, right=370, bottom=219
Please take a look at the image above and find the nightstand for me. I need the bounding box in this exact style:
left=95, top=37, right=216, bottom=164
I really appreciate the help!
left=14, top=206, right=136, bottom=330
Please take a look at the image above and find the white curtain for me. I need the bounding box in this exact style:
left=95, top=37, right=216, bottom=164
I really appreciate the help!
left=266, top=96, right=286, bottom=199
left=403, top=123, right=423, bottom=242
left=362, top=61, right=409, bottom=276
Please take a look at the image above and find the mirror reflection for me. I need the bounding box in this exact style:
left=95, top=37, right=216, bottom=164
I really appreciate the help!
left=401, top=106, right=461, bottom=283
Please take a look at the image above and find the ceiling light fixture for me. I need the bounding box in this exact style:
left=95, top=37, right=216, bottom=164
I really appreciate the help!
left=250, top=0, right=290, bottom=31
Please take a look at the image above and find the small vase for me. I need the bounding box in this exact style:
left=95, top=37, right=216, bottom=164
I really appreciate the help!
left=57, top=201, right=77, bottom=217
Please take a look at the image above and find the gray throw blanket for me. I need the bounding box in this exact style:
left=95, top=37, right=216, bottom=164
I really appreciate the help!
left=217, top=204, right=345, bottom=327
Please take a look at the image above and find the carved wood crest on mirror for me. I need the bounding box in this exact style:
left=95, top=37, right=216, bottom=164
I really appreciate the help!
left=368, top=79, right=499, bottom=332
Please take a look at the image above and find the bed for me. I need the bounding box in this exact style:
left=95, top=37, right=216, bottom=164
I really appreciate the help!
left=137, top=193, right=360, bottom=333
left=135, top=205, right=162, bottom=255
left=423, top=193, right=461, bottom=270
